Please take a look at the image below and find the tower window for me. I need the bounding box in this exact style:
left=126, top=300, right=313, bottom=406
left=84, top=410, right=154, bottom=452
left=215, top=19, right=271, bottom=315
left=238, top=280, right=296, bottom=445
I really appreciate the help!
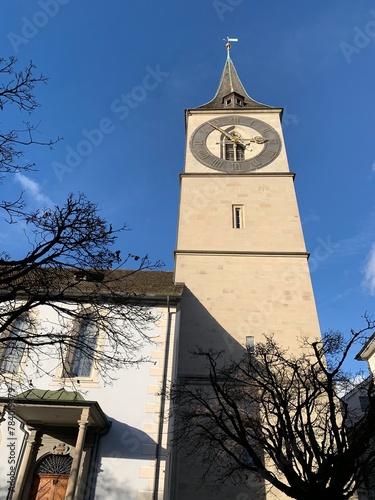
left=226, top=98, right=232, bottom=106
left=236, top=98, right=243, bottom=106
left=225, top=143, right=245, bottom=161
left=246, top=336, right=255, bottom=351
left=232, top=205, right=244, bottom=229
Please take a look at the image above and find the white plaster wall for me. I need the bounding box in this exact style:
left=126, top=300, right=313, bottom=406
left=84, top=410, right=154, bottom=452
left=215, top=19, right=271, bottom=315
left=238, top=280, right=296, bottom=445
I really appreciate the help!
left=0, top=413, right=25, bottom=498
left=0, top=301, right=179, bottom=500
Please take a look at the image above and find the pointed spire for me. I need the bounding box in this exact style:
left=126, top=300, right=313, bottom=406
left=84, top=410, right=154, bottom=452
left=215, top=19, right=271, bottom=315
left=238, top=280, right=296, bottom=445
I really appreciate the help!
left=196, top=42, right=272, bottom=110
left=225, top=42, right=237, bottom=93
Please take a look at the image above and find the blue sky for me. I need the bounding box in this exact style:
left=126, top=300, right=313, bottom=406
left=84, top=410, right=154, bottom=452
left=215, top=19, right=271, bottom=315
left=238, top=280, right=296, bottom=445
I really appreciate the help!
left=1, top=0, right=375, bottom=370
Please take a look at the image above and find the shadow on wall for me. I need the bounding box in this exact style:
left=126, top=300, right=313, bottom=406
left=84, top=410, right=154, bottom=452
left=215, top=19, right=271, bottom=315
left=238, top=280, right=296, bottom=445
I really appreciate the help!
left=84, top=418, right=164, bottom=499
left=174, top=287, right=267, bottom=500
left=0, top=484, right=11, bottom=500
left=90, top=469, right=135, bottom=500
left=99, top=417, right=164, bottom=460
left=177, top=286, right=246, bottom=375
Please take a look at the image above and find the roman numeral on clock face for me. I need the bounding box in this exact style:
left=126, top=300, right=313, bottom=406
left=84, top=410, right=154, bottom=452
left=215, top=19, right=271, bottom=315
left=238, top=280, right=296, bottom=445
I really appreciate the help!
left=211, top=158, right=224, bottom=168
left=262, top=150, right=276, bottom=159
left=196, top=150, right=210, bottom=159
left=194, top=139, right=204, bottom=146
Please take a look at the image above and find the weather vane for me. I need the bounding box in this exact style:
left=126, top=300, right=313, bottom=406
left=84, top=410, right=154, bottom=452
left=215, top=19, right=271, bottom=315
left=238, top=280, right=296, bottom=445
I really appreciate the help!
left=224, top=36, right=238, bottom=56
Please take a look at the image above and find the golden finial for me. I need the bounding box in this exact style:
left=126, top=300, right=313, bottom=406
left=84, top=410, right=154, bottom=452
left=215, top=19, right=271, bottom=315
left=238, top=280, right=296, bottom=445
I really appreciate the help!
left=224, top=37, right=238, bottom=57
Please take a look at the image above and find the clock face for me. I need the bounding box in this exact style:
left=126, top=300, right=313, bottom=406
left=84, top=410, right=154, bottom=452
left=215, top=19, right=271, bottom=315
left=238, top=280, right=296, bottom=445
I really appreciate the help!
left=190, top=116, right=281, bottom=172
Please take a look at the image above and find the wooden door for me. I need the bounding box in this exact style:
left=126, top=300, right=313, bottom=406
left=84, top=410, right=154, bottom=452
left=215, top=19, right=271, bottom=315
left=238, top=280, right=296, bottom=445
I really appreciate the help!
left=28, top=474, right=69, bottom=500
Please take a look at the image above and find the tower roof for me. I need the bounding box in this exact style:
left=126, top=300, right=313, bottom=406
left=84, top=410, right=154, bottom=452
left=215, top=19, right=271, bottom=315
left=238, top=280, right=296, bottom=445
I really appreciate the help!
left=196, top=43, right=273, bottom=110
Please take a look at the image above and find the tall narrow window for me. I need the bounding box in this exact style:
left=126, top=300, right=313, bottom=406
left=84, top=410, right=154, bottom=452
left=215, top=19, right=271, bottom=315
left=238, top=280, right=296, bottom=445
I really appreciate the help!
left=246, top=336, right=255, bottom=351
left=232, top=205, right=244, bottom=229
left=225, top=142, right=244, bottom=161
left=0, top=316, right=28, bottom=374
left=236, top=144, right=245, bottom=161
left=225, top=143, right=235, bottom=161
left=221, top=127, right=245, bottom=161
left=68, top=318, right=98, bottom=378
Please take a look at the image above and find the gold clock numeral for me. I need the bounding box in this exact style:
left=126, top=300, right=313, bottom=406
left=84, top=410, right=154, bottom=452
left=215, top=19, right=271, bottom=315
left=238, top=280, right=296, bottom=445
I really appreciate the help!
left=250, top=159, right=261, bottom=168
left=231, top=162, right=241, bottom=171
left=228, top=116, right=239, bottom=124
left=261, top=128, right=271, bottom=134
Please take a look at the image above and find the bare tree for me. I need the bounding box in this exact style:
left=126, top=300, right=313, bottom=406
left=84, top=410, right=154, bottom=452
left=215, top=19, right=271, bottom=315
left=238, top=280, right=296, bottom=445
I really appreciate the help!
left=169, top=319, right=375, bottom=500
left=0, top=57, right=163, bottom=390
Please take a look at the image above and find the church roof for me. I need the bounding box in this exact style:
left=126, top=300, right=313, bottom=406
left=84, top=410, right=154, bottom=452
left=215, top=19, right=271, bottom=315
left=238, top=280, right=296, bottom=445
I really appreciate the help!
left=99, top=269, right=183, bottom=297
left=0, top=267, right=184, bottom=302
left=196, top=43, right=272, bottom=110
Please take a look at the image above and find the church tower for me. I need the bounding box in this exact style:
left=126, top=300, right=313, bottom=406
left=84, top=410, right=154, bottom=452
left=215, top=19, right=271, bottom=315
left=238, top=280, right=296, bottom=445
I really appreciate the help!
left=172, top=43, right=321, bottom=498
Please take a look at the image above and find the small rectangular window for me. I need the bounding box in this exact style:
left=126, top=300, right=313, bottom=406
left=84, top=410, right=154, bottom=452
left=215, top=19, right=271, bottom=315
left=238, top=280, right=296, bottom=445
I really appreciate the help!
left=246, top=336, right=255, bottom=350
left=232, top=205, right=244, bottom=229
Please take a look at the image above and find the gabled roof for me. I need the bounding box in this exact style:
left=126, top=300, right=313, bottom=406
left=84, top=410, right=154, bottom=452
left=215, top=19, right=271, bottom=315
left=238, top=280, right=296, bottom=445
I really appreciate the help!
left=196, top=43, right=273, bottom=110
left=75, top=269, right=184, bottom=297
left=356, top=332, right=375, bottom=361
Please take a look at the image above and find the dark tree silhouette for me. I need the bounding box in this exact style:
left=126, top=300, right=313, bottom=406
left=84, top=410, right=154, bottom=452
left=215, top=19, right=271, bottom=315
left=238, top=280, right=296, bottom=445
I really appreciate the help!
left=0, top=57, right=162, bottom=390
left=170, top=319, right=375, bottom=500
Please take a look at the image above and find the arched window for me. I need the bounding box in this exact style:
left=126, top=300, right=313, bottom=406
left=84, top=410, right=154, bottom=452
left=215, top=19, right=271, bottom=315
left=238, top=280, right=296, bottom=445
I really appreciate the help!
left=67, top=318, right=98, bottom=378
left=220, top=127, right=245, bottom=161
left=0, top=316, right=28, bottom=374
left=35, top=453, right=73, bottom=475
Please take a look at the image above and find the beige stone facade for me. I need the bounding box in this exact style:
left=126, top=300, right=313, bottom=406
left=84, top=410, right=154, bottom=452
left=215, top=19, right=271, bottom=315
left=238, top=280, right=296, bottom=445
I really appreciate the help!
left=175, top=107, right=321, bottom=361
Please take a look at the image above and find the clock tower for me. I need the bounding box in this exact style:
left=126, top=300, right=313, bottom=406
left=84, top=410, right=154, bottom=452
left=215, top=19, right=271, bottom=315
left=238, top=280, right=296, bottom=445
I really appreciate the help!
left=172, top=43, right=321, bottom=498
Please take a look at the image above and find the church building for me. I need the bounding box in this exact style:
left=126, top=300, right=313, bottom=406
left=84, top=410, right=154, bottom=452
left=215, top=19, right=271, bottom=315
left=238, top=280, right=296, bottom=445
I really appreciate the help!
left=0, top=43, right=321, bottom=499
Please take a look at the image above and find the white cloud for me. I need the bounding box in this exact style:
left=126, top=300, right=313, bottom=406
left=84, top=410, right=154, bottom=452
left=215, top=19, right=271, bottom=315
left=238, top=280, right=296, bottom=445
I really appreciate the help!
left=372, top=161, right=375, bottom=172
left=362, top=243, right=375, bottom=295
left=15, top=173, right=53, bottom=207
left=302, top=210, right=320, bottom=224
